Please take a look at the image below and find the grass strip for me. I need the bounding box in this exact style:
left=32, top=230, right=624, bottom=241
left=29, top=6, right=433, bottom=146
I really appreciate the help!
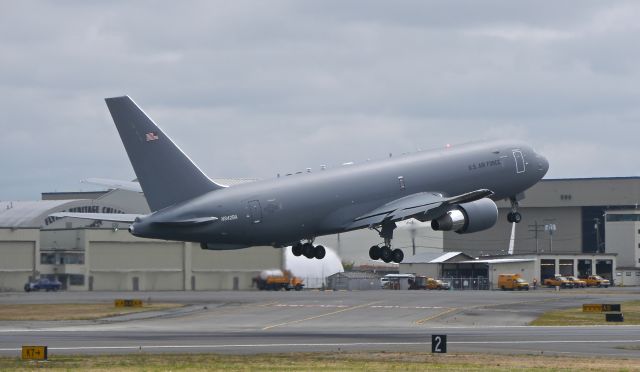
left=530, top=300, right=640, bottom=326
left=0, top=303, right=182, bottom=321
left=2, top=352, right=640, bottom=371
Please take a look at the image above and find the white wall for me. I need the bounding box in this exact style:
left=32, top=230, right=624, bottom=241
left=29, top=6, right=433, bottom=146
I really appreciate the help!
left=0, top=228, right=38, bottom=291
left=605, top=221, right=638, bottom=268
left=488, top=261, right=536, bottom=289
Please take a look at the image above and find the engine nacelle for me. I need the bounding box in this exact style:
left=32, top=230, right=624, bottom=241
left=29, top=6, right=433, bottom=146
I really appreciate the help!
left=431, top=198, right=498, bottom=234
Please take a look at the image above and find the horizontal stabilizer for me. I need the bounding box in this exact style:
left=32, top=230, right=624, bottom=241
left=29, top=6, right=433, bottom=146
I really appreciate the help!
left=82, top=178, right=143, bottom=193
left=49, top=212, right=143, bottom=223
left=152, top=217, right=219, bottom=226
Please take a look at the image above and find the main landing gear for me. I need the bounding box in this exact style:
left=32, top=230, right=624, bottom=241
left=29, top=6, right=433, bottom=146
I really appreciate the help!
left=368, top=221, right=404, bottom=263
left=291, top=242, right=326, bottom=260
left=507, top=196, right=522, bottom=223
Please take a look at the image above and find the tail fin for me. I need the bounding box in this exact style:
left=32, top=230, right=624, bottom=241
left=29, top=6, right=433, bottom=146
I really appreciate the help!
left=105, top=96, right=224, bottom=211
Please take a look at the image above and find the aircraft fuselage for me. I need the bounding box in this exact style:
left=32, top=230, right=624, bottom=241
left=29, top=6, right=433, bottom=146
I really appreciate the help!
left=131, top=140, right=548, bottom=248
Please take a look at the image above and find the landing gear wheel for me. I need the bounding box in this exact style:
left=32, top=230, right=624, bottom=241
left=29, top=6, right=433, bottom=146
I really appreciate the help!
left=314, top=245, right=326, bottom=259
left=369, top=246, right=381, bottom=260
left=392, top=249, right=404, bottom=263
left=302, top=243, right=315, bottom=259
left=507, top=212, right=522, bottom=223
left=291, top=242, right=303, bottom=256
left=380, top=246, right=393, bottom=263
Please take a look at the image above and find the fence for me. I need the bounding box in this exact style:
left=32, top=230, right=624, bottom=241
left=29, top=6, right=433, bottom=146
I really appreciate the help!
left=443, top=277, right=490, bottom=290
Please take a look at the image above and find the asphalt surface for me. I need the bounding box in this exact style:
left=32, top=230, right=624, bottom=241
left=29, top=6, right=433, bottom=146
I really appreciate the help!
left=0, top=287, right=639, bottom=358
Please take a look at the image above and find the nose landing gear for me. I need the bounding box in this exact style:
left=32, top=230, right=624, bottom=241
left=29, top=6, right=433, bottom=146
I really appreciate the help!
left=507, top=197, right=522, bottom=223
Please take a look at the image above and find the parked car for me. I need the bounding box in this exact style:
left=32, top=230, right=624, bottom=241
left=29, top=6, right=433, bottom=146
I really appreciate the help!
left=566, top=276, right=587, bottom=288
left=426, top=278, right=451, bottom=290
left=582, top=275, right=610, bottom=288
left=24, top=278, right=62, bottom=292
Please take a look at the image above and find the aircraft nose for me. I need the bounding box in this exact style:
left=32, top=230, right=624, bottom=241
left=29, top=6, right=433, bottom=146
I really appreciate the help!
left=537, top=153, right=549, bottom=175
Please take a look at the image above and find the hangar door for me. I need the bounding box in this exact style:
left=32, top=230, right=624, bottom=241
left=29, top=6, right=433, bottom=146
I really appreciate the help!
left=0, top=242, right=34, bottom=270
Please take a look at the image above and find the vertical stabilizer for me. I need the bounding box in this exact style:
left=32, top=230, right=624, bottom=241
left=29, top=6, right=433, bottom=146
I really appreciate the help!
left=105, top=96, right=224, bottom=211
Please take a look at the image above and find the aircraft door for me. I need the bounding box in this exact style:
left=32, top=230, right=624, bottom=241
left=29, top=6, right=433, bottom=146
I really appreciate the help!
left=513, top=150, right=526, bottom=174
left=247, top=200, right=262, bottom=224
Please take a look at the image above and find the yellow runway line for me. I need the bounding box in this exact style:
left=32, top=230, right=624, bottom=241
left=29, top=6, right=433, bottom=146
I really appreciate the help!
left=414, top=307, right=458, bottom=325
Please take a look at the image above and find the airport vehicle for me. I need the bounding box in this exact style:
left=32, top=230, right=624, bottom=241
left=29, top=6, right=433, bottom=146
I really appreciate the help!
left=544, top=275, right=573, bottom=288
left=498, top=273, right=530, bottom=291
left=24, top=278, right=62, bottom=292
left=583, top=275, right=610, bottom=288
left=253, top=270, right=304, bottom=291
left=408, top=276, right=450, bottom=290
left=51, top=96, right=548, bottom=264
left=382, top=274, right=415, bottom=289
left=426, top=278, right=450, bottom=290
left=566, top=276, right=587, bottom=288
left=380, top=277, right=390, bottom=288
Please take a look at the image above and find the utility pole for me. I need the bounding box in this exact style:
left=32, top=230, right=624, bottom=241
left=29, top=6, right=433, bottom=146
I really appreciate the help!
left=408, top=220, right=417, bottom=255
left=544, top=223, right=557, bottom=253
left=528, top=220, right=545, bottom=254
left=593, top=218, right=601, bottom=253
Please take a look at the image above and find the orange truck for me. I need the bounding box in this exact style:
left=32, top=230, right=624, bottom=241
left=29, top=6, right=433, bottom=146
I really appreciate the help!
left=253, top=270, right=304, bottom=291
left=408, top=276, right=450, bottom=290
left=498, top=274, right=530, bottom=291
left=543, top=275, right=573, bottom=288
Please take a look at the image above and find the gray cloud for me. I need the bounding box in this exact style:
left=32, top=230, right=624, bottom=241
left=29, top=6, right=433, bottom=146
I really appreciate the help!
left=1, top=1, right=639, bottom=199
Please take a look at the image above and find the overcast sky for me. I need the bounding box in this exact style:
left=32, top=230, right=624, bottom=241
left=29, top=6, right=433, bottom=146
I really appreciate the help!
left=1, top=1, right=639, bottom=200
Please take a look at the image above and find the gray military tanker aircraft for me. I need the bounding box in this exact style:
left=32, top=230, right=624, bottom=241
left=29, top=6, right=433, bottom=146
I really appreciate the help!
left=52, top=96, right=549, bottom=263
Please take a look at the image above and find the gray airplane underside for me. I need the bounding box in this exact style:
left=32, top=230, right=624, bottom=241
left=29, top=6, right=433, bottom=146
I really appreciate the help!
left=52, top=96, right=549, bottom=263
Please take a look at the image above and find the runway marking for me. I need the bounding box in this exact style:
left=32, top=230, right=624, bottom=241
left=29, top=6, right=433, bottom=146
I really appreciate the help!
left=370, top=305, right=445, bottom=310
left=274, top=304, right=349, bottom=309
left=269, top=304, right=444, bottom=310
left=0, top=339, right=639, bottom=353
left=262, top=301, right=382, bottom=330
left=1, top=324, right=640, bottom=333
left=170, top=301, right=280, bottom=321
left=414, top=297, right=562, bottom=325
left=414, top=307, right=458, bottom=325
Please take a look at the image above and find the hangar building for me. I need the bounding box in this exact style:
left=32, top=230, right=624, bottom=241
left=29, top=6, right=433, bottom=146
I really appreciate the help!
left=605, top=209, right=640, bottom=286
left=0, top=184, right=283, bottom=292
left=399, top=252, right=617, bottom=289
left=444, top=177, right=640, bottom=257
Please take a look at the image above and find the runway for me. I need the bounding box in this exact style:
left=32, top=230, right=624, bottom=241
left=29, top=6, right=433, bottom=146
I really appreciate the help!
left=0, top=288, right=639, bottom=357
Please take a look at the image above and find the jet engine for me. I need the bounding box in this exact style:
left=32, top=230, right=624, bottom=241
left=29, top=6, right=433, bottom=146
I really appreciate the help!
left=431, top=198, right=498, bottom=234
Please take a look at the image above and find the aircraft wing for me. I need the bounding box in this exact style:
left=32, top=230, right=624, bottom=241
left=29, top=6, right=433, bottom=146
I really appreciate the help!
left=49, top=212, right=143, bottom=223
left=348, top=189, right=493, bottom=229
